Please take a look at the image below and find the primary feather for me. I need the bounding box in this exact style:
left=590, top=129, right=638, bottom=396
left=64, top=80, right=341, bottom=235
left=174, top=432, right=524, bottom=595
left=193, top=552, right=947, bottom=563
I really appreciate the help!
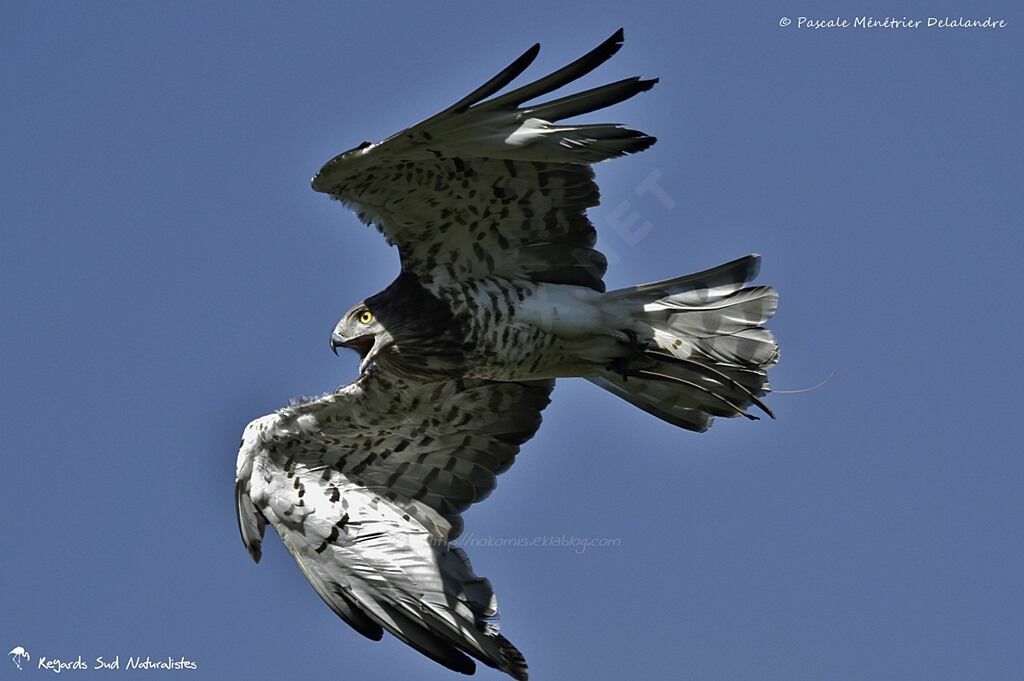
left=236, top=371, right=551, bottom=679
left=311, top=28, right=656, bottom=290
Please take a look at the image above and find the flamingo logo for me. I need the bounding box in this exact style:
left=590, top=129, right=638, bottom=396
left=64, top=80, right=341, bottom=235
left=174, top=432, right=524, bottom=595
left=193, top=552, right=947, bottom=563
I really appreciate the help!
left=8, top=646, right=30, bottom=671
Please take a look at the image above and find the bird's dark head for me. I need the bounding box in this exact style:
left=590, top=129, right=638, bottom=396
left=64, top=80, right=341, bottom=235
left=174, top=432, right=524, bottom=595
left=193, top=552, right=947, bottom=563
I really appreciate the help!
left=330, top=302, right=393, bottom=374
left=329, top=273, right=470, bottom=381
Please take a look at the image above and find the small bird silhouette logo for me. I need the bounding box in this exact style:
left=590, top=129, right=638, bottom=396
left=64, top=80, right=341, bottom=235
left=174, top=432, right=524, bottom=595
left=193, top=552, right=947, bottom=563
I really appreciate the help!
left=8, top=646, right=30, bottom=671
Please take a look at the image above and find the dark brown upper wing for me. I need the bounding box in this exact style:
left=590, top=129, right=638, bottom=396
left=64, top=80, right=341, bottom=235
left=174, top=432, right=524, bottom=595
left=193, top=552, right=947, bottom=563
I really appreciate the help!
left=312, top=29, right=657, bottom=292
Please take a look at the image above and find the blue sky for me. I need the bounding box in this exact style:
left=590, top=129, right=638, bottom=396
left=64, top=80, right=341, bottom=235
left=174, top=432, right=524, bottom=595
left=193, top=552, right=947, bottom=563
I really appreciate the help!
left=2, top=2, right=1022, bottom=679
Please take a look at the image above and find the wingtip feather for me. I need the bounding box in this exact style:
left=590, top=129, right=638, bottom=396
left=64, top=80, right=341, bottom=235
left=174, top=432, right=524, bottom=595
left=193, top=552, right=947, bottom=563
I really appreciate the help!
left=449, top=41, right=542, bottom=114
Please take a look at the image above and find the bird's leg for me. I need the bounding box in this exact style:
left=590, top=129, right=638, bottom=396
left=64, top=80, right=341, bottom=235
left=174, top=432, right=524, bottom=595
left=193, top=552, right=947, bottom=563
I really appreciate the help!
left=608, top=356, right=631, bottom=380
left=607, top=330, right=652, bottom=380
left=622, top=329, right=650, bottom=353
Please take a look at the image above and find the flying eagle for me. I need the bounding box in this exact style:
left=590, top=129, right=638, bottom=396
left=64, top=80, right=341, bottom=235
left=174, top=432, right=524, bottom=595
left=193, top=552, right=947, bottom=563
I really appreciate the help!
left=236, top=29, right=778, bottom=680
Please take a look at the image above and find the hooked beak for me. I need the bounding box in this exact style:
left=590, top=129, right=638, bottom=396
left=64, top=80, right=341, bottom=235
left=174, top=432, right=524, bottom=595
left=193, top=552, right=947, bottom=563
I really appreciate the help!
left=330, top=332, right=375, bottom=360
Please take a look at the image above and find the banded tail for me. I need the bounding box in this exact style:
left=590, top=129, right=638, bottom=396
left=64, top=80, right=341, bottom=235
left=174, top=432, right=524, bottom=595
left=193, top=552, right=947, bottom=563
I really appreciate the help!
left=592, top=254, right=779, bottom=432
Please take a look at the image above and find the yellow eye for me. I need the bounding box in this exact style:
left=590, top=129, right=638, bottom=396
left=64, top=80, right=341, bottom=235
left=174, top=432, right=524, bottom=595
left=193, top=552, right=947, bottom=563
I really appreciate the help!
left=358, top=310, right=374, bottom=325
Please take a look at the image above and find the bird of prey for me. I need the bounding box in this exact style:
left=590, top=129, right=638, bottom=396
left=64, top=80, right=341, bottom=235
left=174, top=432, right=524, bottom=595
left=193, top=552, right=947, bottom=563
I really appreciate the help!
left=235, top=29, right=778, bottom=680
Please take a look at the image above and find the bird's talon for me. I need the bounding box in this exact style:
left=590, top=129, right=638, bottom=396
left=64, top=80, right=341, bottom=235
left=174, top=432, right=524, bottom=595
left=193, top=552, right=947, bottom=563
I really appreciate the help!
left=608, top=357, right=633, bottom=381
left=622, top=329, right=651, bottom=352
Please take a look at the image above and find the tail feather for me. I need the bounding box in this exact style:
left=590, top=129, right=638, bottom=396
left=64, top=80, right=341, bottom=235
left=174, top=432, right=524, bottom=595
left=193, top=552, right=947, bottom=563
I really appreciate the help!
left=692, top=326, right=778, bottom=368
left=619, top=253, right=761, bottom=299
left=645, top=349, right=774, bottom=418
left=588, top=373, right=717, bottom=432
left=592, top=254, right=779, bottom=432
left=659, top=286, right=778, bottom=337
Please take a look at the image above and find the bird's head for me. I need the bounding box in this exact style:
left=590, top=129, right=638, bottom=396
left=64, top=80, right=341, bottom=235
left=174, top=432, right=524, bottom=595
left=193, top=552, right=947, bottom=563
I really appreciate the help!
left=330, top=303, right=393, bottom=374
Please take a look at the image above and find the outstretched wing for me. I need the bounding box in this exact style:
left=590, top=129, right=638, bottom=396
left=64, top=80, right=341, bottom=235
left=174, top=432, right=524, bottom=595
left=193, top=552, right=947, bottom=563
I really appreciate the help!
left=235, top=369, right=552, bottom=678
left=239, top=370, right=552, bottom=542
left=312, top=28, right=656, bottom=292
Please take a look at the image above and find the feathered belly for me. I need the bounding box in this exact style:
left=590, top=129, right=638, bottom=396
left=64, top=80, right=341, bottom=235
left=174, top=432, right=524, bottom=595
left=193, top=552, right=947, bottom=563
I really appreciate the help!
left=438, top=279, right=623, bottom=381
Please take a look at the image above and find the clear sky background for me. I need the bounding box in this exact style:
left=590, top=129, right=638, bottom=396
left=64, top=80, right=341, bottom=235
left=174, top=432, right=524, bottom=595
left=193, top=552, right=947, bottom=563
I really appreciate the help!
left=2, top=2, right=1022, bottom=680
